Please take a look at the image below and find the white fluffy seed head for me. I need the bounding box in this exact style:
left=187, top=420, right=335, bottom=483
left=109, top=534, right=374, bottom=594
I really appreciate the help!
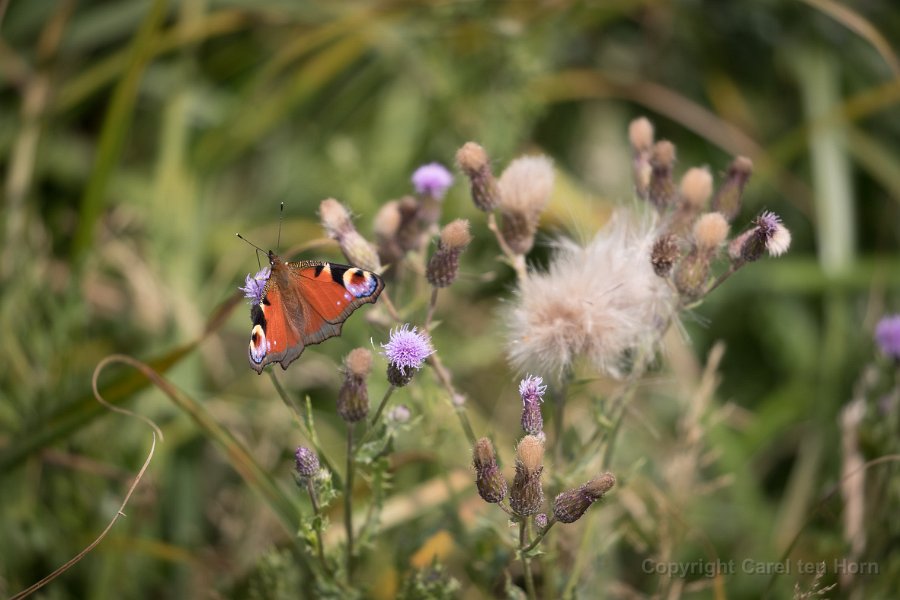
left=505, top=212, right=677, bottom=379
left=498, top=155, right=555, bottom=215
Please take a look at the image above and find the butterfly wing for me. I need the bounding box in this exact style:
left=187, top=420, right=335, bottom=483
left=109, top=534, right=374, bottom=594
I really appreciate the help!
left=247, top=260, right=384, bottom=373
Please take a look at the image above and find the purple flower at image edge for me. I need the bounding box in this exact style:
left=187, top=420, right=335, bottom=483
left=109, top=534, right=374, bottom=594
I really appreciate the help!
left=875, top=314, right=900, bottom=360
left=412, top=163, right=454, bottom=199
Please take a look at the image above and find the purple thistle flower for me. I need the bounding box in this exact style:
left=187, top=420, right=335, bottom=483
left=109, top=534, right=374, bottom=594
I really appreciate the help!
left=412, top=163, right=454, bottom=199
left=875, top=315, right=900, bottom=360
left=381, top=324, right=435, bottom=375
left=519, top=375, right=547, bottom=436
left=240, top=266, right=270, bottom=304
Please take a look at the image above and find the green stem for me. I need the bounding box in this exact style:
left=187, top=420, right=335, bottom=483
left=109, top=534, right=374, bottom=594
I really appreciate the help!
left=522, top=518, right=556, bottom=553
left=344, top=424, right=355, bottom=580
left=424, top=287, right=439, bottom=331
left=305, top=479, right=328, bottom=573
left=356, top=386, right=396, bottom=449
left=519, top=518, right=538, bottom=600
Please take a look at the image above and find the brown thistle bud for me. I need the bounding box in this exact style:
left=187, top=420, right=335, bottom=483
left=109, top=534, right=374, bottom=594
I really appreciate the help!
left=651, top=234, right=681, bottom=278
left=374, top=200, right=404, bottom=267
left=673, top=246, right=711, bottom=301
left=553, top=472, right=616, bottom=524
left=510, top=435, right=544, bottom=516
left=337, top=348, right=372, bottom=423
left=629, top=117, right=655, bottom=199
left=456, top=142, right=501, bottom=212
left=473, top=438, right=507, bottom=503
left=426, top=219, right=472, bottom=288
left=395, top=196, right=423, bottom=253
left=319, top=198, right=381, bottom=272
left=498, top=155, right=555, bottom=255
left=711, top=156, right=753, bottom=222
left=648, top=141, right=677, bottom=211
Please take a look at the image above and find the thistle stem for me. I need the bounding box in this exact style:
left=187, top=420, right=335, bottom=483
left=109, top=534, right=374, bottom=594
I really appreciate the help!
left=344, top=425, right=355, bottom=580
left=424, top=287, right=439, bottom=332
left=367, top=386, right=396, bottom=431
left=487, top=213, right=527, bottom=282
left=522, top=517, right=556, bottom=553
left=426, top=352, right=477, bottom=446
left=519, top=518, right=538, bottom=600
left=305, top=479, right=328, bottom=572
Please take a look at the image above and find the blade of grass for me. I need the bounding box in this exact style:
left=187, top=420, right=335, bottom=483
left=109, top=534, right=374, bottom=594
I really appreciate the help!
left=0, top=292, right=242, bottom=471
left=72, top=0, right=169, bottom=260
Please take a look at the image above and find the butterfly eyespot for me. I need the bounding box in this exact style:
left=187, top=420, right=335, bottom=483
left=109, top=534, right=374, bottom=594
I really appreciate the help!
left=342, top=269, right=377, bottom=298
left=249, top=324, right=267, bottom=364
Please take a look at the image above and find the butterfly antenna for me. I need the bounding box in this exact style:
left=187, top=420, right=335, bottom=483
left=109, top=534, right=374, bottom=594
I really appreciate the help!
left=276, top=202, right=285, bottom=252
left=236, top=233, right=266, bottom=268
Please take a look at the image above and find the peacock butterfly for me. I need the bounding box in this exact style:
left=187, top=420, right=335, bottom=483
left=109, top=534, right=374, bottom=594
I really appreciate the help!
left=242, top=250, right=384, bottom=373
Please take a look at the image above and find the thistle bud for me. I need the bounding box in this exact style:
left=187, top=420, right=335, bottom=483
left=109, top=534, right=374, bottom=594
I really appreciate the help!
left=693, top=212, right=730, bottom=253
left=426, top=219, right=472, bottom=288
left=553, top=472, right=616, bottom=524
left=395, top=196, right=423, bottom=253
left=498, top=155, right=555, bottom=255
left=295, top=446, right=320, bottom=479
left=473, top=438, right=507, bottom=503
left=337, top=348, right=372, bottom=423
left=457, top=142, right=500, bottom=212
left=679, top=167, right=714, bottom=210
left=648, top=141, right=677, bottom=211
left=319, top=198, right=381, bottom=272
left=510, top=435, right=544, bottom=516
left=374, top=200, right=404, bottom=267
left=711, top=156, right=752, bottom=222
left=668, top=167, right=714, bottom=235
left=534, top=513, right=548, bottom=529
left=729, top=210, right=791, bottom=264
left=629, top=117, right=655, bottom=200
left=518, top=375, right=546, bottom=437
left=673, top=246, right=711, bottom=301
left=651, top=234, right=681, bottom=278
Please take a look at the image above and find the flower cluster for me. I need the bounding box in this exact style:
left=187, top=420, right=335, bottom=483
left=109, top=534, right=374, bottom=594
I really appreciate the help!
left=629, top=117, right=792, bottom=304
left=239, top=266, right=270, bottom=304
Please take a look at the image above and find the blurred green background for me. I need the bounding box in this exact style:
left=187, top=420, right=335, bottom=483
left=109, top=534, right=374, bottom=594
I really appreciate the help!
left=1, top=0, right=899, bottom=598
